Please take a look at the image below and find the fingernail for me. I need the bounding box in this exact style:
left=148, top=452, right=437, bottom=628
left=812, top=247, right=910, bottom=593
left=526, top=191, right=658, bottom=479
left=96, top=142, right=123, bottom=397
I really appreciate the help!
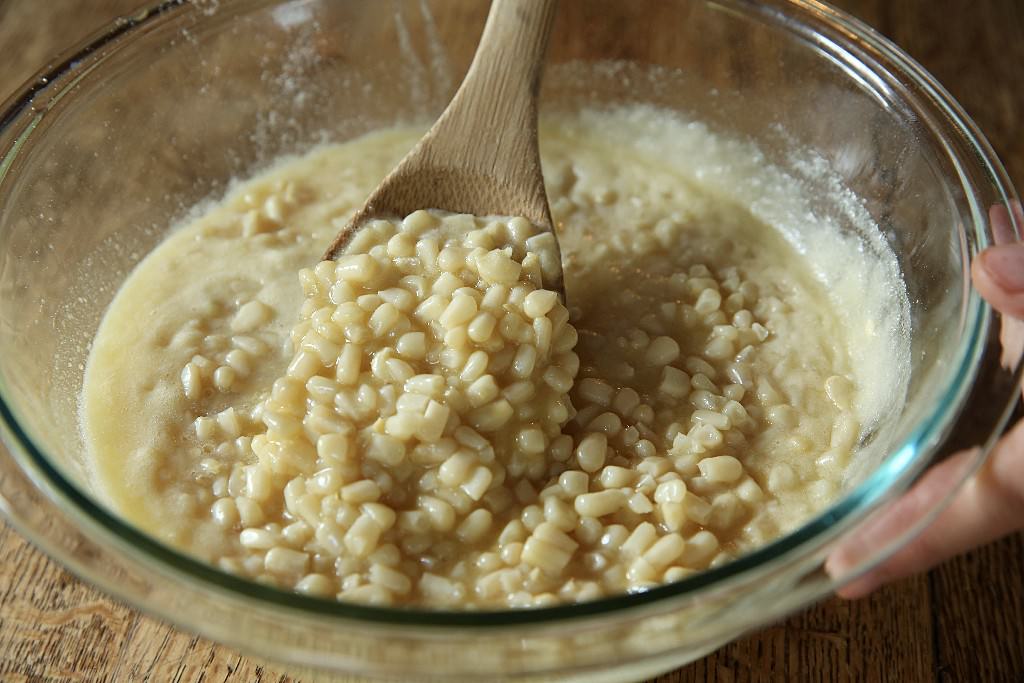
left=979, top=243, right=1024, bottom=293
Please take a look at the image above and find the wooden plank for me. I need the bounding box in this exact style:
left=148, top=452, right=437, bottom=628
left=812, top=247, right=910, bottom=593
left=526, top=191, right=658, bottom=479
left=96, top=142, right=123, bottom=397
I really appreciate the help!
left=658, top=578, right=934, bottom=682
left=931, top=536, right=1024, bottom=682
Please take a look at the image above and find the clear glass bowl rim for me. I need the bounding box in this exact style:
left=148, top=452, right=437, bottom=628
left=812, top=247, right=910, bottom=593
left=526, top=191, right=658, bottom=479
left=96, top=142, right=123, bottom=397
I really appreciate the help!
left=0, top=0, right=1020, bottom=629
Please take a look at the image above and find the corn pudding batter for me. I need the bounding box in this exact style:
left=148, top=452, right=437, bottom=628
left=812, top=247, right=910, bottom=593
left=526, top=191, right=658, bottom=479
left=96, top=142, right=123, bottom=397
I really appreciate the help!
left=82, top=107, right=903, bottom=607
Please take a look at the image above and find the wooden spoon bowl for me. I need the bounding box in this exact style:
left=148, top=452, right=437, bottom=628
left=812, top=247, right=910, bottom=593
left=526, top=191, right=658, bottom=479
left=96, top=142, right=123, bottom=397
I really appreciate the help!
left=323, top=0, right=563, bottom=293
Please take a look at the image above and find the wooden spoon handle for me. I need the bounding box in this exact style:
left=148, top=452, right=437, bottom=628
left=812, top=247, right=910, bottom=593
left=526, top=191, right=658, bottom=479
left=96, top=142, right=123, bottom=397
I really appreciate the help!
left=323, top=0, right=560, bottom=261
left=425, top=0, right=559, bottom=220
left=446, top=0, right=559, bottom=124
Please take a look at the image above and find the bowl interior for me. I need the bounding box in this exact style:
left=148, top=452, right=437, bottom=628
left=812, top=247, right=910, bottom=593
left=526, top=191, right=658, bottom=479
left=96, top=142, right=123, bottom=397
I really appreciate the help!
left=0, top=0, right=983, bottom=612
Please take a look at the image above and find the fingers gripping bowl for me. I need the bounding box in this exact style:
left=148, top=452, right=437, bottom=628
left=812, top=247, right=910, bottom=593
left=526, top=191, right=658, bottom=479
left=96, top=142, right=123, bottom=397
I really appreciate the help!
left=0, top=0, right=1020, bottom=679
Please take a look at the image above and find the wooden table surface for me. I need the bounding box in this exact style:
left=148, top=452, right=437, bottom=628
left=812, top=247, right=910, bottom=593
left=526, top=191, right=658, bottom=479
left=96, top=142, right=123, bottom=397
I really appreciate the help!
left=0, top=1, right=1021, bottom=681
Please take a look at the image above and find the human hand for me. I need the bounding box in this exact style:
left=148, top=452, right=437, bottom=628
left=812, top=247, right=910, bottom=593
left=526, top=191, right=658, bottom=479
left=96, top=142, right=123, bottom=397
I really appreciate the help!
left=826, top=203, right=1024, bottom=598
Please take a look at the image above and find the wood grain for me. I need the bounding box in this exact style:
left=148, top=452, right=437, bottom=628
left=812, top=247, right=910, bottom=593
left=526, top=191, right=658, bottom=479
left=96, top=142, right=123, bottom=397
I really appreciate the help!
left=0, top=1, right=1021, bottom=681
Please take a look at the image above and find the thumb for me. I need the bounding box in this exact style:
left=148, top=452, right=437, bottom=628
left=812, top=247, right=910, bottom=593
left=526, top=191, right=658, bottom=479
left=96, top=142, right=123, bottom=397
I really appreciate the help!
left=973, top=242, right=1024, bottom=320
left=972, top=239, right=1024, bottom=373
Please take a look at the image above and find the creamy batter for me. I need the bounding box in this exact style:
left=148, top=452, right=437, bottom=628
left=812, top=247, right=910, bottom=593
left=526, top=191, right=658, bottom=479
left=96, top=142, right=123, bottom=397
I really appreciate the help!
left=82, top=107, right=906, bottom=607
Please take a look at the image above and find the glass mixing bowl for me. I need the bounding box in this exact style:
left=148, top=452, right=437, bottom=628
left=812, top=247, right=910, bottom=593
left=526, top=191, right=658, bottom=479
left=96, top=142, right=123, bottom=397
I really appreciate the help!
left=0, top=0, right=1020, bottom=680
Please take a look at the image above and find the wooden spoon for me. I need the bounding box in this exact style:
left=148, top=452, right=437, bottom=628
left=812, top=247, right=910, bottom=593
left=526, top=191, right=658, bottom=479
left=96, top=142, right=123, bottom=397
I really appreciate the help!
left=323, top=0, right=563, bottom=292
